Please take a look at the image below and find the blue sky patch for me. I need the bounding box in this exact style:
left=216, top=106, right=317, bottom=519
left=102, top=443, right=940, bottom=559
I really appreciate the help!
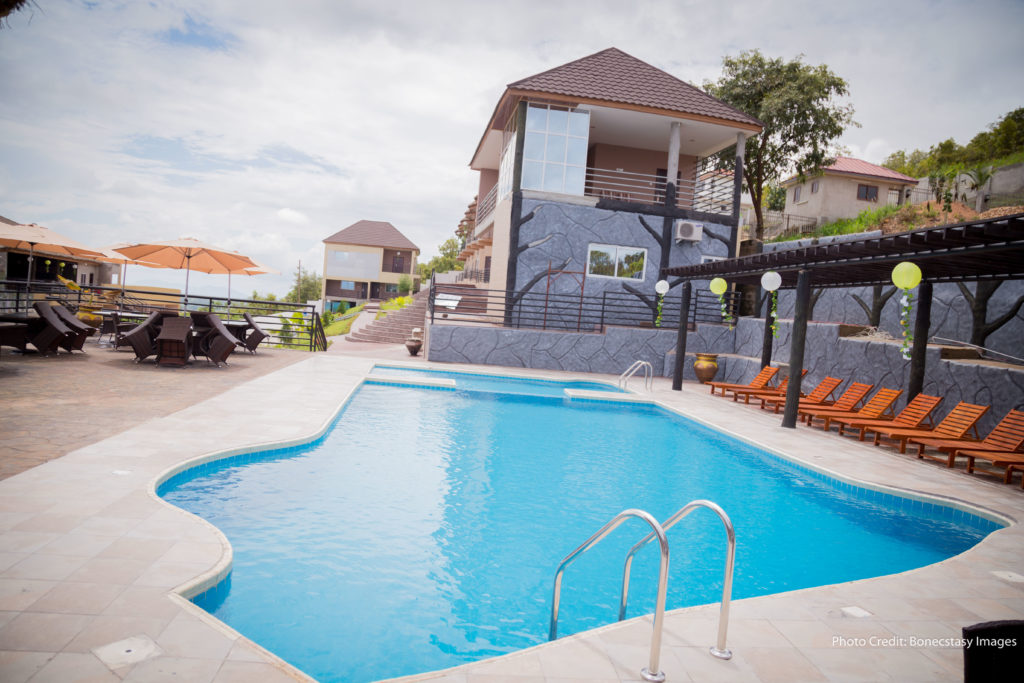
left=159, top=16, right=236, bottom=51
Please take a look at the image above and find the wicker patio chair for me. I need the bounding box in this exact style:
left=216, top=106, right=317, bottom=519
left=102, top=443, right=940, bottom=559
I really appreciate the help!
left=51, top=303, right=95, bottom=351
left=30, top=302, right=77, bottom=355
left=120, top=312, right=160, bottom=363
left=242, top=313, right=269, bottom=353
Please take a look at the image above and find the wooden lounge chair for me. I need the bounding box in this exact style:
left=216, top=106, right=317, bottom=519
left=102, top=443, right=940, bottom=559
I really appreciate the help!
left=726, top=370, right=806, bottom=403
left=958, top=450, right=1024, bottom=483
left=242, top=313, right=268, bottom=354
left=867, top=401, right=990, bottom=454
left=801, top=387, right=903, bottom=431
left=31, top=302, right=77, bottom=355
left=834, top=393, right=943, bottom=439
left=760, top=376, right=843, bottom=414
left=51, top=304, right=96, bottom=351
left=909, top=409, right=1024, bottom=468
left=708, top=365, right=778, bottom=397
left=120, top=312, right=160, bottom=363
left=155, top=316, right=192, bottom=367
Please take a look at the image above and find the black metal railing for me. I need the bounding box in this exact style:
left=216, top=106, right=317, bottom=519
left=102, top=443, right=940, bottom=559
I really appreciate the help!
left=454, top=267, right=490, bottom=284
left=0, top=280, right=328, bottom=352
left=427, top=279, right=740, bottom=333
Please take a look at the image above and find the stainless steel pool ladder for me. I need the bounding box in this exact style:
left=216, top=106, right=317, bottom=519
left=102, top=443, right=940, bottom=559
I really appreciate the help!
left=619, top=360, right=653, bottom=392
left=550, top=509, right=670, bottom=682
left=620, top=500, right=736, bottom=660
left=548, top=501, right=736, bottom=682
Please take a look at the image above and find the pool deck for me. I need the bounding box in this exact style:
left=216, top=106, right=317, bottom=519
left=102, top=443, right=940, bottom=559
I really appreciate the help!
left=1, top=347, right=1023, bottom=682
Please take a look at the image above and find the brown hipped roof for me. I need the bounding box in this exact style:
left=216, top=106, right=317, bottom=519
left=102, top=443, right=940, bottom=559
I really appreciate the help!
left=323, top=220, right=419, bottom=252
left=508, top=48, right=762, bottom=128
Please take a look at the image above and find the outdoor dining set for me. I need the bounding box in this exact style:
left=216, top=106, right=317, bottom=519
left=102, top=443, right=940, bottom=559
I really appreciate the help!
left=0, top=301, right=268, bottom=367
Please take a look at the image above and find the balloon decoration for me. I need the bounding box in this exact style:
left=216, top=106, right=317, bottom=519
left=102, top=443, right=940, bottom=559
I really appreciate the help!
left=654, top=280, right=669, bottom=327
left=760, top=271, right=782, bottom=338
left=709, top=278, right=734, bottom=329
left=891, top=261, right=922, bottom=360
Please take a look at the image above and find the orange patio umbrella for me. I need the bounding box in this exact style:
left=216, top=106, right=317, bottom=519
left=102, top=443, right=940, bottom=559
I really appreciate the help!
left=113, top=238, right=260, bottom=301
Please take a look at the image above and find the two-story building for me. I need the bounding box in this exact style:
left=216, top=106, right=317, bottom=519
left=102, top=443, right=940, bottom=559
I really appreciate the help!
left=321, top=220, right=420, bottom=310
left=781, top=157, right=918, bottom=224
left=455, top=47, right=762, bottom=323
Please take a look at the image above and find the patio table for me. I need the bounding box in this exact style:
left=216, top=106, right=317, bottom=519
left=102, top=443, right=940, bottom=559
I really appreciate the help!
left=0, top=322, right=28, bottom=355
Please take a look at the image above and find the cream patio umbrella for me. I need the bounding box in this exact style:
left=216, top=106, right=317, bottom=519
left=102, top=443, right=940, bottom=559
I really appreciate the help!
left=227, top=259, right=279, bottom=302
left=113, top=238, right=260, bottom=303
left=0, top=222, right=105, bottom=288
left=94, top=244, right=169, bottom=295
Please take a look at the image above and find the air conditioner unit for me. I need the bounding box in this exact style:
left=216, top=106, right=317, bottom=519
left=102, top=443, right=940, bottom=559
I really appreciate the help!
left=674, top=220, right=703, bottom=243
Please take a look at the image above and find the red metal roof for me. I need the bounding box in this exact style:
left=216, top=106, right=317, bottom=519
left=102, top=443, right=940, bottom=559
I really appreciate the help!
left=508, top=48, right=762, bottom=128
left=824, top=157, right=918, bottom=184
left=323, top=220, right=420, bottom=252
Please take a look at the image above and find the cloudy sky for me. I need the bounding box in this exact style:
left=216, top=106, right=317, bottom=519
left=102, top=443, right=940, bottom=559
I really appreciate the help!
left=2, top=0, right=1022, bottom=297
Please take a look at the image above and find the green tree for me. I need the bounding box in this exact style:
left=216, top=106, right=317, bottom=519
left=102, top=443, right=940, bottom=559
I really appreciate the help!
left=966, top=165, right=995, bottom=212
left=764, top=183, right=786, bottom=211
left=704, top=50, right=856, bottom=241
left=398, top=273, right=412, bottom=294
left=286, top=264, right=322, bottom=303
left=418, top=237, right=464, bottom=280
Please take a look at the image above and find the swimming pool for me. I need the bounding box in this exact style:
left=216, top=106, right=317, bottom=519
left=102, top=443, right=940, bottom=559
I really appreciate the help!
left=159, top=370, right=1001, bottom=683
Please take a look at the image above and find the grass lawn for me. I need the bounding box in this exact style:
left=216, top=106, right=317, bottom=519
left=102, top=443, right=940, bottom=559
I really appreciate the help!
left=323, top=304, right=364, bottom=336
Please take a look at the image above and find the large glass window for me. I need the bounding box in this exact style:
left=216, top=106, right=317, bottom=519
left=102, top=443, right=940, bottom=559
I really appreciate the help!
left=522, top=104, right=589, bottom=195
left=326, top=250, right=379, bottom=279
left=497, top=131, right=516, bottom=201
left=586, top=244, right=647, bottom=281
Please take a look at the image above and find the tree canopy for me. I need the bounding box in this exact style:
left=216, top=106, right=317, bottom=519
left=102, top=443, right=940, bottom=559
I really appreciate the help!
left=285, top=264, right=322, bottom=303
left=417, top=237, right=463, bottom=280
left=704, top=50, right=855, bottom=241
left=882, top=107, right=1024, bottom=178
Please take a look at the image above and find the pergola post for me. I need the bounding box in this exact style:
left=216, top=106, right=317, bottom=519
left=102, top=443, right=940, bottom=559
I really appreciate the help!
left=781, top=270, right=812, bottom=428
left=907, top=281, right=933, bottom=400
left=672, top=281, right=692, bottom=391
left=760, top=296, right=773, bottom=368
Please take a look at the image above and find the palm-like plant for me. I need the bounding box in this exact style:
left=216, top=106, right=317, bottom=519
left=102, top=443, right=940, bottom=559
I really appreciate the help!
left=965, top=165, right=995, bottom=213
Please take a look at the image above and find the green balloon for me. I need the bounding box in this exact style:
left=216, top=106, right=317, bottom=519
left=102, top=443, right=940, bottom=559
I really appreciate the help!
left=891, top=261, right=922, bottom=290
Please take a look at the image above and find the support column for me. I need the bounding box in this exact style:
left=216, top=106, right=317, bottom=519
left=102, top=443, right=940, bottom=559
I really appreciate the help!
left=672, top=281, right=692, bottom=391
left=666, top=122, right=681, bottom=206
left=730, top=133, right=747, bottom=258
left=907, top=281, right=933, bottom=400
left=760, top=299, right=774, bottom=368
left=781, top=270, right=812, bottom=428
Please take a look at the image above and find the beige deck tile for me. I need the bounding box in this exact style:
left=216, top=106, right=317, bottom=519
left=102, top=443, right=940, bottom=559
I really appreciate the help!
left=0, top=650, right=53, bottom=683
left=739, top=646, right=827, bottom=682
left=2, top=553, right=90, bottom=582
left=26, top=581, right=124, bottom=615
left=665, top=644, right=756, bottom=682
left=10, top=513, right=85, bottom=535
left=132, top=560, right=213, bottom=589
left=64, top=614, right=170, bottom=653
left=95, top=536, right=176, bottom=562
left=158, top=541, right=223, bottom=565
left=25, top=651, right=120, bottom=682
left=120, top=655, right=222, bottom=683
left=0, top=531, right=59, bottom=555
left=213, top=659, right=307, bottom=682
left=35, top=533, right=116, bottom=559
left=101, top=587, right=180, bottom=621
left=535, top=638, right=620, bottom=679
left=154, top=611, right=235, bottom=661
left=0, top=611, right=93, bottom=651
left=0, top=579, right=57, bottom=611
left=67, top=556, right=151, bottom=585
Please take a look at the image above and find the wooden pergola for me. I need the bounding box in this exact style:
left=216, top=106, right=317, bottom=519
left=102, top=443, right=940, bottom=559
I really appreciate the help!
left=662, top=212, right=1024, bottom=428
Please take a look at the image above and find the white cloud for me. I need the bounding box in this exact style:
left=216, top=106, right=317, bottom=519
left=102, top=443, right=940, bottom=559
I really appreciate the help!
left=1, top=0, right=1022, bottom=296
left=276, top=208, right=310, bottom=225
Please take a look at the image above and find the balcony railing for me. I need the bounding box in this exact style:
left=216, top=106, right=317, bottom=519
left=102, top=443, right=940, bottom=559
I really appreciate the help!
left=455, top=268, right=490, bottom=284
left=584, top=167, right=735, bottom=216
left=475, top=184, right=499, bottom=231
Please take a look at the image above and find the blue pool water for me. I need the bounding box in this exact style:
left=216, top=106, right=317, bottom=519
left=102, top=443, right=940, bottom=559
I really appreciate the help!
left=160, top=374, right=1000, bottom=683
left=367, top=364, right=623, bottom=396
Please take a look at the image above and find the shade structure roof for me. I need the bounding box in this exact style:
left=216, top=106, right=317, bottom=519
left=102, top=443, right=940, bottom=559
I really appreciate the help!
left=663, top=213, right=1024, bottom=289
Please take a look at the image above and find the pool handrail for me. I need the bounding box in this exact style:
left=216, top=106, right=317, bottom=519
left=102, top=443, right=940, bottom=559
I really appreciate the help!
left=619, top=359, right=653, bottom=392
left=550, top=508, right=670, bottom=683
left=618, top=499, right=736, bottom=660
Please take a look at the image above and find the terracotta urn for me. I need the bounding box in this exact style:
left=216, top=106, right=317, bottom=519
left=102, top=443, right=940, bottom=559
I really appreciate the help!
left=405, top=339, right=422, bottom=356
left=693, top=353, right=719, bottom=383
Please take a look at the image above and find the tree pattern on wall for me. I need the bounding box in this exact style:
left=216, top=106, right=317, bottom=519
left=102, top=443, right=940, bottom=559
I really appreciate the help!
left=851, top=284, right=897, bottom=327
left=957, top=281, right=1024, bottom=347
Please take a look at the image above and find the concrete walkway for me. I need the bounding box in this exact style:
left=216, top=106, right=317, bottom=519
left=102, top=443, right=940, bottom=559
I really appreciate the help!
left=0, top=352, right=1022, bottom=682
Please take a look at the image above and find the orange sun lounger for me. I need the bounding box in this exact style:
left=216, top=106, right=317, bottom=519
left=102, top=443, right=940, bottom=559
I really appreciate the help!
left=866, top=402, right=990, bottom=454
left=759, top=376, right=843, bottom=413
left=800, top=387, right=903, bottom=431
left=909, top=409, right=1024, bottom=468
left=726, top=370, right=806, bottom=404
left=707, top=365, right=778, bottom=397
left=833, top=394, right=943, bottom=439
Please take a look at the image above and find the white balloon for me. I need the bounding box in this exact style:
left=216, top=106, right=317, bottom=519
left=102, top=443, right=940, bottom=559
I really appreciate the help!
left=761, top=270, right=782, bottom=291
left=654, top=279, right=670, bottom=295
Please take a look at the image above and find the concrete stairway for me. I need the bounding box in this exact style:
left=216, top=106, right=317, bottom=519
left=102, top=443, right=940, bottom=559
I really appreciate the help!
left=345, top=290, right=429, bottom=344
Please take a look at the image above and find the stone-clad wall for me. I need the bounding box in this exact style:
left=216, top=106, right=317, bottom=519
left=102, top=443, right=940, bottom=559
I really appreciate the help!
left=428, top=314, right=1023, bottom=433
left=771, top=280, right=1024, bottom=359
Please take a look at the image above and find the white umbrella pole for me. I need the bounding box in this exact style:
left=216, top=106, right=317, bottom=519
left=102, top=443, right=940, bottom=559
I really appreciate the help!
left=228, top=272, right=232, bottom=304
